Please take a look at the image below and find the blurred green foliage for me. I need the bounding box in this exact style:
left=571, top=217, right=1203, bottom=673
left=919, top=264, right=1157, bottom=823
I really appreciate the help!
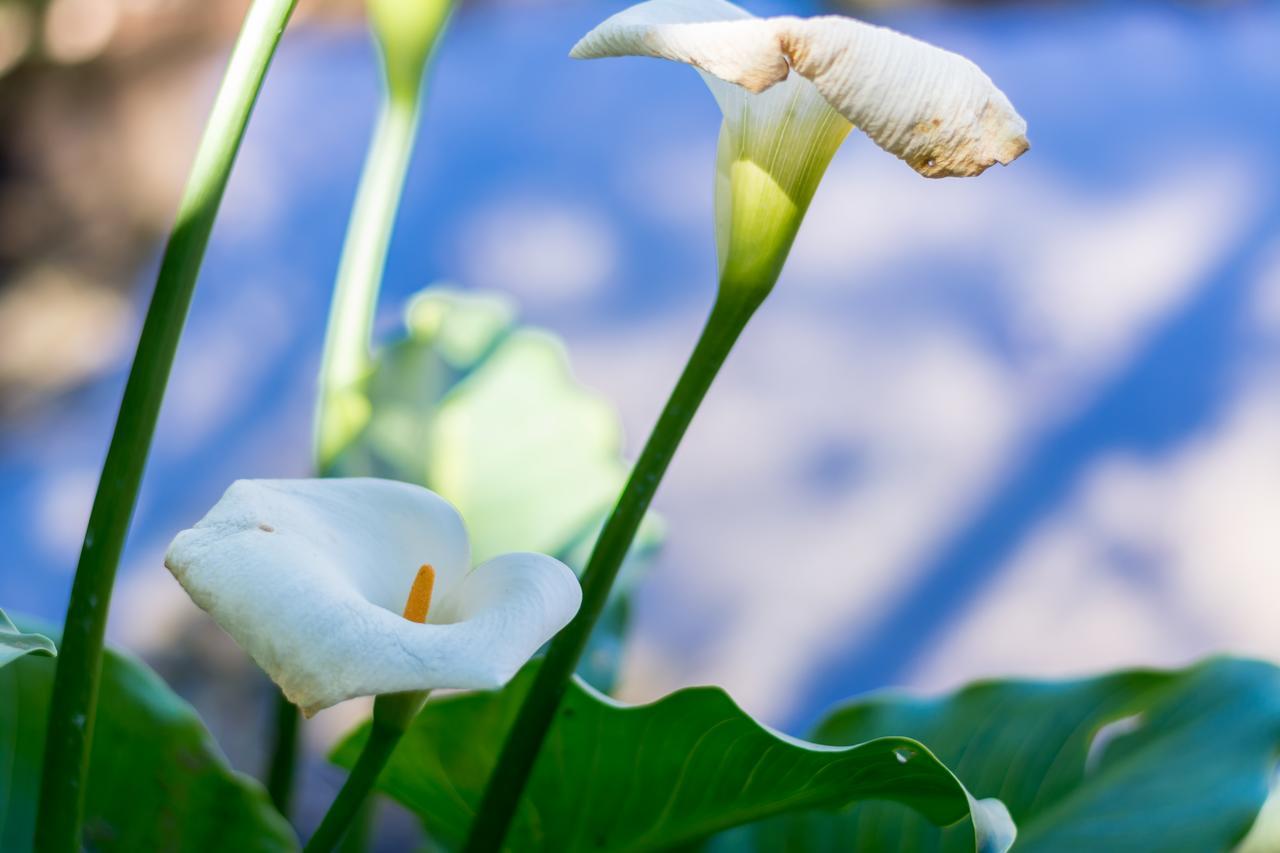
left=0, top=620, right=295, bottom=852
left=330, top=286, right=662, bottom=691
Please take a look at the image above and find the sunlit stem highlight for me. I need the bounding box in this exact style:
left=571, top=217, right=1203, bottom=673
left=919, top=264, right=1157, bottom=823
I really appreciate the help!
left=313, top=95, right=421, bottom=472
left=313, top=0, right=455, bottom=473
left=33, top=2, right=298, bottom=850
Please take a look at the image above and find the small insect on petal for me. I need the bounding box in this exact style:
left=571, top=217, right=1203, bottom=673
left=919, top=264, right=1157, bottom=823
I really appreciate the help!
left=403, top=564, right=435, bottom=623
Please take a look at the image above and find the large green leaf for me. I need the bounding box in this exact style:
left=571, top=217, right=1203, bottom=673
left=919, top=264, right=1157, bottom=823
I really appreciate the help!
left=335, top=286, right=634, bottom=562
left=427, top=328, right=631, bottom=563
left=333, top=286, right=661, bottom=690
left=0, top=608, right=55, bottom=670
left=712, top=657, right=1280, bottom=852
left=331, top=663, right=1014, bottom=853
left=0, top=619, right=296, bottom=852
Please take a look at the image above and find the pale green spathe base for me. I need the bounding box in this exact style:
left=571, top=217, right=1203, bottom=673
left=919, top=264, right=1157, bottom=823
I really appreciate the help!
left=711, top=72, right=852, bottom=297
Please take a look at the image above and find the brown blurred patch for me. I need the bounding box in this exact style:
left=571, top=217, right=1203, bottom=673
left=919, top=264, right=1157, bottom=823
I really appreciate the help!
left=0, top=0, right=358, bottom=415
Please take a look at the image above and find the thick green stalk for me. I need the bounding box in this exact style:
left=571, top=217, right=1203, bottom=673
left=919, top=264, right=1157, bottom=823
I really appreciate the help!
left=33, top=1, right=297, bottom=849
left=265, top=681, right=302, bottom=814
left=304, top=691, right=426, bottom=853
left=337, top=799, right=377, bottom=853
left=462, top=284, right=769, bottom=852
left=304, top=720, right=404, bottom=853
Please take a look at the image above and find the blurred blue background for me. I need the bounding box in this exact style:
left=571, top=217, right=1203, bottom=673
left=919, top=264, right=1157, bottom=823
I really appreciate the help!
left=2, top=0, right=1279, bottom=799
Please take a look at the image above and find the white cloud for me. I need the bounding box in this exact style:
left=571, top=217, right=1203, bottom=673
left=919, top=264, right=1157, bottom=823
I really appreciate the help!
left=910, top=381, right=1280, bottom=692
left=1011, top=163, right=1249, bottom=390
left=459, top=197, right=618, bottom=306
left=33, top=468, right=98, bottom=566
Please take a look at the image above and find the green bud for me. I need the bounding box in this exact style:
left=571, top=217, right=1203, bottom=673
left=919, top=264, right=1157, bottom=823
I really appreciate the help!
left=367, top=0, right=454, bottom=103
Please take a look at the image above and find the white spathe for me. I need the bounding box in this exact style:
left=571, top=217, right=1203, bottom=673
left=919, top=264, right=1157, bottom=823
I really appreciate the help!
left=164, top=478, right=582, bottom=716
left=571, top=0, right=1028, bottom=179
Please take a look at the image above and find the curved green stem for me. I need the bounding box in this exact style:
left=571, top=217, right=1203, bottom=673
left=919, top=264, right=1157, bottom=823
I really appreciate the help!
left=304, top=720, right=403, bottom=853
left=33, top=2, right=297, bottom=849
left=462, top=283, right=770, bottom=852
left=304, top=691, right=425, bottom=853
left=265, top=683, right=301, bottom=814
left=314, top=93, right=421, bottom=471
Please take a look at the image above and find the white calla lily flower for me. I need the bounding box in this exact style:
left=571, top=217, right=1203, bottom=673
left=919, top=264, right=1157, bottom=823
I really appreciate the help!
left=164, top=478, right=582, bottom=716
left=573, top=0, right=1028, bottom=289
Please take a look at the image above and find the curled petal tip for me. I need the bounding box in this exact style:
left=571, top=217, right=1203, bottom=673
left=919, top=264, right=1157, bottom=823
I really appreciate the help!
left=1001, top=134, right=1031, bottom=165
left=902, top=100, right=1030, bottom=178
left=571, top=2, right=1030, bottom=180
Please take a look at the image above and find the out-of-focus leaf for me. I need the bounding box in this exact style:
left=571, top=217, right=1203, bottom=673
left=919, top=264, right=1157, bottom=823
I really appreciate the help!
left=0, top=619, right=296, bottom=852
left=429, top=329, right=629, bottom=562
left=332, top=287, right=517, bottom=482
left=710, top=657, right=1280, bottom=852
left=0, top=608, right=54, bottom=670
left=333, top=286, right=660, bottom=691
left=331, top=662, right=1015, bottom=853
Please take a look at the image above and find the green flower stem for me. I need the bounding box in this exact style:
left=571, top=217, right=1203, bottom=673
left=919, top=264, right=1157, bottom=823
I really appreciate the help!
left=313, top=93, right=421, bottom=471
left=271, top=0, right=456, bottom=815
left=304, top=691, right=426, bottom=853
left=462, top=282, right=771, bottom=852
left=33, top=1, right=297, bottom=849
left=265, top=682, right=302, bottom=814
left=337, top=799, right=377, bottom=853
left=304, top=721, right=403, bottom=853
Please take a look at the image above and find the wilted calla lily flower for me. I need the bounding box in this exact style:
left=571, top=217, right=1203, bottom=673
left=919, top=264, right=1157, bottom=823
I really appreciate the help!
left=165, top=478, right=582, bottom=716
left=572, top=0, right=1029, bottom=289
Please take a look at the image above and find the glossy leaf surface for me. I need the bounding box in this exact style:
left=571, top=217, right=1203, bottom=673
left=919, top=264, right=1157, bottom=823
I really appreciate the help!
left=332, top=663, right=1013, bottom=852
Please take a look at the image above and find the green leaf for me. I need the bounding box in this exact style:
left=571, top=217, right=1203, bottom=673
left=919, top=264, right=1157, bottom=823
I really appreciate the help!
left=333, top=287, right=516, bottom=483
left=428, top=328, right=629, bottom=563
left=0, top=609, right=55, bottom=670
left=712, top=657, right=1280, bottom=852
left=331, top=662, right=1014, bottom=853
left=0, top=618, right=296, bottom=852
left=333, top=286, right=660, bottom=690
